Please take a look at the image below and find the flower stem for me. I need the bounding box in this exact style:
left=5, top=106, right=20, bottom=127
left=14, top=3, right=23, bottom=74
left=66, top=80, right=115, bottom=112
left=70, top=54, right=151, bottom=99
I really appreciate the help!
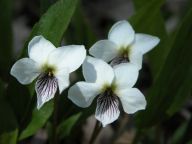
left=51, top=90, right=59, bottom=144
left=89, top=120, right=102, bottom=144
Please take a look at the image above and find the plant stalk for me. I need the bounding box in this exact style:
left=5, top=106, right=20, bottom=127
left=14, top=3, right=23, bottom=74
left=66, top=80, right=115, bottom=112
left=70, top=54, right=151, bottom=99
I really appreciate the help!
left=89, top=120, right=102, bottom=144
left=51, top=89, right=59, bottom=144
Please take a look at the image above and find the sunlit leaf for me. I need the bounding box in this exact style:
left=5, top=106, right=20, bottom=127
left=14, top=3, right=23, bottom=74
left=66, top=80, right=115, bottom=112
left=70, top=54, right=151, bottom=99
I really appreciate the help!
left=40, top=0, right=57, bottom=14
left=21, top=0, right=78, bottom=57
left=19, top=101, right=53, bottom=140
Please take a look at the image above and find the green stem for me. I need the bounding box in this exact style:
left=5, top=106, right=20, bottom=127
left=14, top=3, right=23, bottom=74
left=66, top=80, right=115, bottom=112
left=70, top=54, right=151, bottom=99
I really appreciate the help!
left=89, top=120, right=102, bottom=144
left=114, top=115, right=129, bottom=140
left=51, top=90, right=59, bottom=144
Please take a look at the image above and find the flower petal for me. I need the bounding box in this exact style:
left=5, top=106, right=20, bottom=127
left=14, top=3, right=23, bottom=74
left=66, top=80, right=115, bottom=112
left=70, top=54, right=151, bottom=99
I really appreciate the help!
left=114, top=63, right=139, bottom=90
left=95, top=94, right=120, bottom=127
left=10, top=58, right=40, bottom=84
left=131, top=34, right=160, bottom=54
left=108, top=20, right=135, bottom=48
left=28, top=36, right=56, bottom=64
left=35, top=73, right=58, bottom=109
left=55, top=68, right=70, bottom=94
left=48, top=45, right=86, bottom=73
left=89, top=40, right=118, bottom=62
left=118, top=88, right=146, bottom=114
left=68, top=82, right=100, bottom=108
left=129, top=49, right=143, bottom=70
left=83, top=56, right=114, bottom=85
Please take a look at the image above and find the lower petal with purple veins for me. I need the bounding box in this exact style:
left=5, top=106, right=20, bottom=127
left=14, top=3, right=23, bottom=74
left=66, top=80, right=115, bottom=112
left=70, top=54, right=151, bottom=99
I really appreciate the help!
left=110, top=56, right=129, bottom=67
left=35, top=73, right=58, bottom=109
left=95, top=91, right=120, bottom=127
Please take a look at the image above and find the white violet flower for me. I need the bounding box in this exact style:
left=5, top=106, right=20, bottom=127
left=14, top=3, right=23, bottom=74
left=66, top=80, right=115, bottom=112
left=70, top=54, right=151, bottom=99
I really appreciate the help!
left=89, top=20, right=160, bottom=69
left=10, top=36, right=86, bottom=109
left=68, top=56, right=146, bottom=127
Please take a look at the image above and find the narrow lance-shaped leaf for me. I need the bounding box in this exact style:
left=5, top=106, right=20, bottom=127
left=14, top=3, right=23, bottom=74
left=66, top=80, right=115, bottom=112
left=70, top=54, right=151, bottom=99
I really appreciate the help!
left=40, top=0, right=57, bottom=14
left=21, top=0, right=78, bottom=57
left=135, top=7, right=192, bottom=128
left=133, top=0, right=165, bottom=10
left=64, top=2, right=97, bottom=48
left=130, top=0, right=168, bottom=78
left=19, top=101, right=54, bottom=140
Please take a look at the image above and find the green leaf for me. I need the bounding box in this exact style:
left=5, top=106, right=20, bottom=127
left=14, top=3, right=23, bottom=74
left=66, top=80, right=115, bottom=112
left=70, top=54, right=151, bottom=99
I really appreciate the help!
left=131, top=0, right=168, bottom=78
left=57, top=112, right=81, bottom=139
left=40, top=0, right=57, bottom=14
left=0, top=0, right=13, bottom=79
left=133, top=0, right=165, bottom=10
left=21, top=0, right=78, bottom=57
left=65, top=3, right=97, bottom=48
left=135, top=7, right=192, bottom=128
left=19, top=101, right=54, bottom=140
left=0, top=129, right=18, bottom=144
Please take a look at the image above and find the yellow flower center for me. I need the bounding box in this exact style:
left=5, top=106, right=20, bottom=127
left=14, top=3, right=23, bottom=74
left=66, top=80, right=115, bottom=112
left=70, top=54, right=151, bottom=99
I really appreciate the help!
left=41, top=64, right=56, bottom=77
left=119, top=46, right=130, bottom=59
left=101, top=83, right=117, bottom=94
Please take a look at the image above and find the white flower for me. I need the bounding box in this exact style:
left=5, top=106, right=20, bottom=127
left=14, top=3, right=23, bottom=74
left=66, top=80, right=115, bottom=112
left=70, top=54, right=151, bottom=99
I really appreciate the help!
left=89, top=20, right=160, bottom=69
left=10, top=36, right=86, bottom=109
left=68, top=56, right=146, bottom=127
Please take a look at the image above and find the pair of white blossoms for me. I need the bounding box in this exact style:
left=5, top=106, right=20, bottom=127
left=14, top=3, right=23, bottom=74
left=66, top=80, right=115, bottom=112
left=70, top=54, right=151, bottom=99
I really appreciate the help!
left=11, top=20, right=160, bottom=127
